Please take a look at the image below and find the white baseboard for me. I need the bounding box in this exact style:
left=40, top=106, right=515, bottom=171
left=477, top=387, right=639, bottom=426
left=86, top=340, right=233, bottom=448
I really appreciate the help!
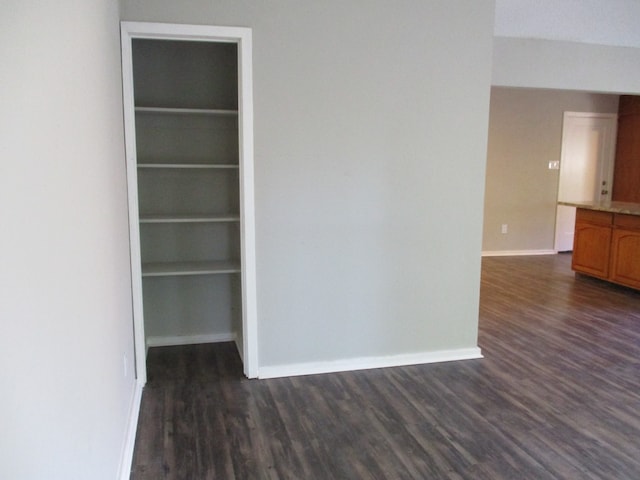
left=258, top=347, right=483, bottom=379
left=146, top=333, right=236, bottom=349
left=118, top=378, right=144, bottom=480
left=482, top=249, right=557, bottom=257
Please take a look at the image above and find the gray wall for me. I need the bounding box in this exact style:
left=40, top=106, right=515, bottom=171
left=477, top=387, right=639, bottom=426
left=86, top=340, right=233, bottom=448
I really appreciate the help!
left=120, top=0, right=496, bottom=368
left=1, top=0, right=135, bottom=478
left=483, top=88, right=619, bottom=253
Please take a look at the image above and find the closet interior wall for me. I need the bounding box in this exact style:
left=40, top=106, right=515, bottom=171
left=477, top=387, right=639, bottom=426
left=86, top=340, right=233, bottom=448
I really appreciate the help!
left=131, top=39, right=243, bottom=348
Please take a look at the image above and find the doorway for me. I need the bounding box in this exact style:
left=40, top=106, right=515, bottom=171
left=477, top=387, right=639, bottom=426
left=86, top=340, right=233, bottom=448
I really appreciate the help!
left=120, top=22, right=258, bottom=382
left=554, top=112, right=617, bottom=252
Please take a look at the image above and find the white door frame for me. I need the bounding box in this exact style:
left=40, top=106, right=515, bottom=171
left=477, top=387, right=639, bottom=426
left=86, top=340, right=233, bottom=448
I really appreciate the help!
left=120, top=21, right=259, bottom=381
left=554, top=112, right=617, bottom=252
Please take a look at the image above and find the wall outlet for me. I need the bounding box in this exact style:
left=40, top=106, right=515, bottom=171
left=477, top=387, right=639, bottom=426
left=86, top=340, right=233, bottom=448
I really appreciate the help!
left=501, top=224, right=508, bottom=234
left=548, top=160, right=560, bottom=170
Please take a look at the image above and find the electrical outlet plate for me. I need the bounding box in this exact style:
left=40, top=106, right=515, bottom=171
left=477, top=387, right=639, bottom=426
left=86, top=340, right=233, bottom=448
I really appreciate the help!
left=548, top=160, right=560, bottom=170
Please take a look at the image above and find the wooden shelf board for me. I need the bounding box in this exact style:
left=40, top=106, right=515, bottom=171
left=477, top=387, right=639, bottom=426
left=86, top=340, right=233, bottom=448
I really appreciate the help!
left=137, top=163, right=239, bottom=169
left=142, top=261, right=241, bottom=277
left=135, top=106, right=238, bottom=116
left=139, top=214, right=240, bottom=224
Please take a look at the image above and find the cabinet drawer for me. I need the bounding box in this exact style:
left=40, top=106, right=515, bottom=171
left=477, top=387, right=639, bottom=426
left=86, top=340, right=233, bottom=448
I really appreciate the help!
left=614, top=213, right=640, bottom=230
left=575, top=208, right=613, bottom=226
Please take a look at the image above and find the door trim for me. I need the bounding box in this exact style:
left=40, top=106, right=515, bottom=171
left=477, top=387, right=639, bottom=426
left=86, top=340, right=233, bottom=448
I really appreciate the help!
left=120, top=21, right=259, bottom=380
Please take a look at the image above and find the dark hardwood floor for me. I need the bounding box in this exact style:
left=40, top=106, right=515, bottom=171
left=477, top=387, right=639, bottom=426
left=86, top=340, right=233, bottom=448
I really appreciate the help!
left=130, top=254, right=640, bottom=479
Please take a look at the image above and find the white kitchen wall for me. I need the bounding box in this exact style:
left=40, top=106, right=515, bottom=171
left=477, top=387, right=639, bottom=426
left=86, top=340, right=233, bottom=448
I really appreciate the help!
left=120, top=0, right=496, bottom=372
left=0, top=1, right=136, bottom=478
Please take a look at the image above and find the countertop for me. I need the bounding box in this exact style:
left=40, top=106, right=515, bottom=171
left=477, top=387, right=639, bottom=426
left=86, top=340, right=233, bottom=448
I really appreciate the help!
left=558, top=200, right=640, bottom=216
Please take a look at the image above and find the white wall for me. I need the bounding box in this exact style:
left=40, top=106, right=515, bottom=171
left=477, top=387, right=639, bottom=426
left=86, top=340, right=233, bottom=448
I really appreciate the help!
left=0, top=1, right=136, bottom=479
left=120, top=0, right=496, bottom=371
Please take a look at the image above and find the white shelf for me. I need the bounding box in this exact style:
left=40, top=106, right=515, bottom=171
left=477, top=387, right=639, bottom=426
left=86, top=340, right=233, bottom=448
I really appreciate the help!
left=135, top=106, right=238, bottom=116
left=142, top=260, right=241, bottom=277
left=137, top=163, right=239, bottom=169
left=139, top=214, right=240, bottom=224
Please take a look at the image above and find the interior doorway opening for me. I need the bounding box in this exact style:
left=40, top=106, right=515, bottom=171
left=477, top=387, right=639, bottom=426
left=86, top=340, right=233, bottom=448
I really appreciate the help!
left=120, top=22, right=258, bottom=383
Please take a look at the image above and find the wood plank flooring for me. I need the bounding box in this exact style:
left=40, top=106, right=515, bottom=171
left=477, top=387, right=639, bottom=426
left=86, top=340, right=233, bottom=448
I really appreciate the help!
left=130, top=253, right=640, bottom=479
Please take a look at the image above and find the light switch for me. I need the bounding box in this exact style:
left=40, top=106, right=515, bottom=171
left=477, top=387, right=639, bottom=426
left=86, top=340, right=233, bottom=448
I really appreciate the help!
left=548, top=160, right=560, bottom=170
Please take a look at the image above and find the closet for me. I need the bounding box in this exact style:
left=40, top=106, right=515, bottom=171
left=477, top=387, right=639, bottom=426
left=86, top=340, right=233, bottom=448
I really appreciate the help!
left=121, top=22, right=257, bottom=380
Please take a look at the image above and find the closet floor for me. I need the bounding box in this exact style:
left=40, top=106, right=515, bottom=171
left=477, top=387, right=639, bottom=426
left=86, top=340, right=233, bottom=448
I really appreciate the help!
left=130, top=253, right=640, bottom=479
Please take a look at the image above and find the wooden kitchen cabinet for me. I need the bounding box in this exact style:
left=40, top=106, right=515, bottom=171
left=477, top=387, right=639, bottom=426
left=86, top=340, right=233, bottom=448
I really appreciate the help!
left=572, top=209, right=613, bottom=279
left=572, top=208, right=640, bottom=290
left=609, top=214, right=640, bottom=289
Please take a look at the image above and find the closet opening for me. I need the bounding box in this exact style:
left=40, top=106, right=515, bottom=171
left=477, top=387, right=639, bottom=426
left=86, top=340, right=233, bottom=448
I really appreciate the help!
left=121, top=22, right=258, bottom=383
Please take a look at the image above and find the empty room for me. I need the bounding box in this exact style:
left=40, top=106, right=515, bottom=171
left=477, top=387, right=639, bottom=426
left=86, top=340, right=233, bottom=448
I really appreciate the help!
left=3, top=1, right=640, bottom=479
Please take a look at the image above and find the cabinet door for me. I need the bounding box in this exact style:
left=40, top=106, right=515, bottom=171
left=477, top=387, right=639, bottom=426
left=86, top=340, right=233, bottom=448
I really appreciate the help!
left=572, top=223, right=612, bottom=278
left=610, top=229, right=640, bottom=289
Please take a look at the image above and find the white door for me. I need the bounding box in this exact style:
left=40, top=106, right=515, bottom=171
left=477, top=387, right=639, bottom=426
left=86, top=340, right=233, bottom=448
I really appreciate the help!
left=554, top=112, right=617, bottom=252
